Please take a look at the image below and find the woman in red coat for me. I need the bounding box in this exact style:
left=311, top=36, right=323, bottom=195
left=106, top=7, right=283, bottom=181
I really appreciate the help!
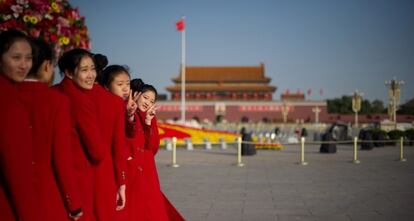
left=99, top=65, right=184, bottom=220
left=85, top=55, right=128, bottom=221
left=18, top=39, right=82, bottom=220
left=54, top=48, right=105, bottom=221
left=0, top=29, right=36, bottom=221
left=132, top=83, right=184, bottom=221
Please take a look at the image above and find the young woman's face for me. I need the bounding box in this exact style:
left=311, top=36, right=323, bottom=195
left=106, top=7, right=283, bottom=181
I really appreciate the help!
left=0, top=39, right=32, bottom=82
left=108, top=72, right=130, bottom=100
left=69, top=56, right=96, bottom=90
left=137, top=90, right=156, bottom=112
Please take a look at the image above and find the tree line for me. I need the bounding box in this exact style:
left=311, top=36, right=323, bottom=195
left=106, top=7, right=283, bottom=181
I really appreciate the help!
left=326, top=96, right=414, bottom=115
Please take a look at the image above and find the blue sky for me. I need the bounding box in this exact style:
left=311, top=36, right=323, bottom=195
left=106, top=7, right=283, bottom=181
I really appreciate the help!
left=70, top=0, right=414, bottom=104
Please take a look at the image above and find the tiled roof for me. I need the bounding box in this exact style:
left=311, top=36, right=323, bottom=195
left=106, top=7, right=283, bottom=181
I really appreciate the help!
left=166, top=84, right=276, bottom=92
left=171, top=64, right=271, bottom=83
left=281, top=93, right=305, bottom=101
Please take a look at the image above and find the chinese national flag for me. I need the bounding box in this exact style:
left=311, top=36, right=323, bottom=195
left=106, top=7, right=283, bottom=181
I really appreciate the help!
left=176, top=18, right=185, bottom=31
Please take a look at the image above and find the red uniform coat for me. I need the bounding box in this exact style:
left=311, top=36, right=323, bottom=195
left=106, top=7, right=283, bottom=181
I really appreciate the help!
left=125, top=111, right=184, bottom=221
left=0, top=75, right=35, bottom=221
left=54, top=77, right=105, bottom=221
left=18, top=81, right=81, bottom=221
left=86, top=84, right=127, bottom=221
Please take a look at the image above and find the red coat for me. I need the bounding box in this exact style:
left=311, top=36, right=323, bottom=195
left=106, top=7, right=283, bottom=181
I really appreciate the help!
left=18, top=81, right=81, bottom=221
left=86, top=84, right=127, bottom=221
left=0, top=75, right=35, bottom=221
left=54, top=77, right=105, bottom=221
left=124, top=111, right=184, bottom=221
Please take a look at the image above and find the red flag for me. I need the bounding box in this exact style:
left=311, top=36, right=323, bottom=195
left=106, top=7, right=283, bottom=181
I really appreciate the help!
left=319, top=88, right=324, bottom=96
left=176, top=18, right=185, bottom=31
left=307, top=88, right=312, bottom=96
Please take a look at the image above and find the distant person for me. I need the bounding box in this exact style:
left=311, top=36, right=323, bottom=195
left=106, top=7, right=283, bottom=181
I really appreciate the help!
left=301, top=127, right=308, bottom=137
left=240, top=127, right=256, bottom=156
left=320, top=132, right=337, bottom=153
left=274, top=127, right=280, bottom=136
left=358, top=129, right=374, bottom=150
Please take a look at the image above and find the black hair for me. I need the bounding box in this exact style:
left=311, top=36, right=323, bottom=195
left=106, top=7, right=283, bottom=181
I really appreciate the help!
left=130, top=78, right=144, bottom=95
left=140, top=84, right=158, bottom=101
left=28, top=38, right=55, bottom=77
left=98, top=64, right=130, bottom=88
left=58, top=48, right=94, bottom=76
left=94, top=53, right=108, bottom=75
left=0, top=29, right=32, bottom=59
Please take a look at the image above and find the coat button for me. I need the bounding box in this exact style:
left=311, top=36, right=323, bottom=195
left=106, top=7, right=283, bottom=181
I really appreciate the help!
left=137, top=166, right=143, bottom=172
left=32, top=161, right=35, bottom=165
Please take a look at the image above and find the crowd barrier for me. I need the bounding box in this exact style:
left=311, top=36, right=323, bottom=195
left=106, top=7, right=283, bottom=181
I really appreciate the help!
left=163, top=137, right=412, bottom=168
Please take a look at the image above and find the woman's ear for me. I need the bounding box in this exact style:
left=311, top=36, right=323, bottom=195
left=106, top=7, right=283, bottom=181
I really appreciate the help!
left=64, top=70, right=73, bottom=79
left=43, top=60, right=51, bottom=73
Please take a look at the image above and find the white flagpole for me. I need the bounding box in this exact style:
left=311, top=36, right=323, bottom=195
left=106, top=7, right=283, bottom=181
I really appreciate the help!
left=180, top=17, right=186, bottom=123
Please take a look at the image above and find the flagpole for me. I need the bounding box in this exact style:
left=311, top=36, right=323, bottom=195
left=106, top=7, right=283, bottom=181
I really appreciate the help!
left=180, top=17, right=186, bottom=123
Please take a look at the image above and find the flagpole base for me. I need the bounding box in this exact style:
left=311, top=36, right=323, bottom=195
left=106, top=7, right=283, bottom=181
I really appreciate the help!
left=299, top=161, right=308, bottom=166
left=352, top=160, right=361, bottom=164
left=169, top=164, right=180, bottom=168
left=400, top=158, right=407, bottom=162
left=235, top=163, right=245, bottom=167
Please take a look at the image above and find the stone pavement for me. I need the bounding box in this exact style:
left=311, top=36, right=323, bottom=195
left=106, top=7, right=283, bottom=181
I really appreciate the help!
left=155, top=144, right=414, bottom=221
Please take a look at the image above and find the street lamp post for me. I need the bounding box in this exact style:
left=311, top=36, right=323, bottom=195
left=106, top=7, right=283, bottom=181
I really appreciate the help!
left=352, top=90, right=362, bottom=128
left=385, top=78, right=404, bottom=129
left=281, top=102, right=289, bottom=123
left=312, top=106, right=321, bottom=124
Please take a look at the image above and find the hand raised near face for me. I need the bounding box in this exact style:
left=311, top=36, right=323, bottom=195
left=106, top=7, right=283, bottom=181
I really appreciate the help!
left=126, top=90, right=137, bottom=117
left=145, top=104, right=157, bottom=125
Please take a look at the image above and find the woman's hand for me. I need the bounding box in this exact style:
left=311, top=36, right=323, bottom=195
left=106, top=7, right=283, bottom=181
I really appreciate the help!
left=145, top=105, right=157, bottom=125
left=126, top=91, right=137, bottom=119
left=68, top=209, right=83, bottom=220
left=116, top=184, right=126, bottom=211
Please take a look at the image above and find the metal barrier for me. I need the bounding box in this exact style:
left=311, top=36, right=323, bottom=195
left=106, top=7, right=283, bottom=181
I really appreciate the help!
left=164, top=136, right=411, bottom=168
left=300, top=137, right=308, bottom=165
left=236, top=137, right=245, bottom=167
left=400, top=137, right=407, bottom=162
left=169, top=137, right=179, bottom=168
left=353, top=137, right=360, bottom=164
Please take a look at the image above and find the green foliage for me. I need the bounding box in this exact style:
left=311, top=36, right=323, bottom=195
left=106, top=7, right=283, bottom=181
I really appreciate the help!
left=404, top=129, right=414, bottom=139
left=327, top=96, right=386, bottom=114
left=370, top=128, right=388, bottom=137
left=388, top=129, right=404, bottom=141
left=327, top=96, right=352, bottom=114
left=369, top=128, right=388, bottom=146
left=405, top=129, right=414, bottom=146
left=397, top=98, right=414, bottom=115
left=371, top=100, right=386, bottom=114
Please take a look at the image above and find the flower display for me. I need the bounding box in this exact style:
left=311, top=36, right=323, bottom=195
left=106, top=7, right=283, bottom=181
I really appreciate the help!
left=158, top=123, right=239, bottom=145
left=158, top=123, right=283, bottom=150
left=0, top=0, right=90, bottom=56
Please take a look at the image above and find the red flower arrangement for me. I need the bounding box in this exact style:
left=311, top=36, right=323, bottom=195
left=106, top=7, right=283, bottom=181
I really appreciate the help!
left=0, top=0, right=90, bottom=56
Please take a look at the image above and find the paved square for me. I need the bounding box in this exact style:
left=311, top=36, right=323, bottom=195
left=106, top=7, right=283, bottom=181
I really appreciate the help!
left=156, top=144, right=414, bottom=221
